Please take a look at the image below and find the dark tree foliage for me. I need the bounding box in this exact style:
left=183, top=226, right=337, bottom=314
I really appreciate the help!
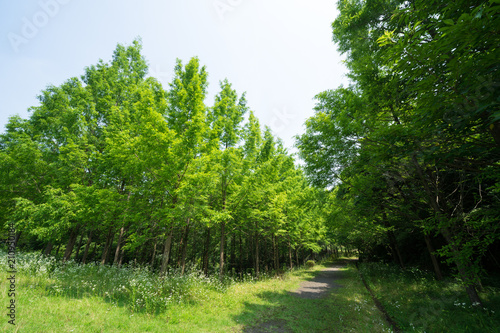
left=297, top=0, right=499, bottom=304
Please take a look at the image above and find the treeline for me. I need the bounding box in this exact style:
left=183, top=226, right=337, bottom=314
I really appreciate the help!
left=297, top=0, right=499, bottom=305
left=0, top=40, right=327, bottom=278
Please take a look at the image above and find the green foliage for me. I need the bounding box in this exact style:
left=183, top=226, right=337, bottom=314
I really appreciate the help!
left=359, top=262, right=500, bottom=332
left=297, top=0, right=500, bottom=304
left=1, top=38, right=326, bottom=280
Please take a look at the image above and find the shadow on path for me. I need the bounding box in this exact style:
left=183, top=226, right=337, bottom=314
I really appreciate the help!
left=240, top=261, right=352, bottom=333
left=289, top=265, right=347, bottom=299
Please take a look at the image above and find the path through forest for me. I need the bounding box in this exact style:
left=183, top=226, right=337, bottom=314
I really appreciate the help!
left=243, top=262, right=349, bottom=333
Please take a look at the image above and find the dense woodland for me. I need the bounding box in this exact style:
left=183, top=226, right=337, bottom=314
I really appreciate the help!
left=1, top=0, right=499, bottom=309
left=0, top=41, right=328, bottom=280
left=297, top=0, right=499, bottom=305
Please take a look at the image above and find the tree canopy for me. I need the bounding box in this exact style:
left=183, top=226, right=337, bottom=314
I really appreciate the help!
left=297, top=0, right=499, bottom=304
left=1, top=40, right=328, bottom=279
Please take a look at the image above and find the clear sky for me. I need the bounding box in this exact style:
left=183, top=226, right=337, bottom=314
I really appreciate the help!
left=0, top=0, right=347, bottom=153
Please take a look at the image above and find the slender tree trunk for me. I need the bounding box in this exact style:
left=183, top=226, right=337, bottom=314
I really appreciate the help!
left=82, top=230, right=93, bottom=265
left=160, top=229, right=173, bottom=276
left=272, top=235, right=278, bottom=270
left=43, top=242, right=54, bottom=256
left=288, top=239, right=293, bottom=269
left=255, top=229, right=260, bottom=278
left=150, top=237, right=158, bottom=268
left=14, top=232, right=22, bottom=247
left=387, top=230, right=405, bottom=269
left=63, top=225, right=80, bottom=262
left=181, top=218, right=190, bottom=275
left=89, top=240, right=97, bottom=262
left=118, top=247, right=125, bottom=267
left=412, top=154, right=482, bottom=305
left=441, top=226, right=483, bottom=304
left=101, top=226, right=115, bottom=265
left=239, top=231, right=243, bottom=275
left=55, top=244, right=61, bottom=257
left=424, top=233, right=443, bottom=280
left=113, top=226, right=127, bottom=266
left=203, top=227, right=211, bottom=276
left=219, top=221, right=226, bottom=280
left=74, top=232, right=84, bottom=261
left=230, top=233, right=236, bottom=273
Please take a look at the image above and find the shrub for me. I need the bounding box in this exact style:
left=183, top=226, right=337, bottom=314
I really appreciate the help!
left=306, top=260, right=315, bottom=268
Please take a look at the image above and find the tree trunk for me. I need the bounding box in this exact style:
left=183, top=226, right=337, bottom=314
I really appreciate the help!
left=43, top=242, right=54, bottom=256
left=412, top=154, right=483, bottom=305
left=82, top=230, right=93, bottom=264
left=424, top=233, right=443, bottom=280
left=89, top=240, right=97, bottom=262
left=150, top=237, right=158, bottom=268
left=441, top=226, right=483, bottom=304
left=230, top=233, right=236, bottom=273
left=63, top=225, right=80, bottom=262
left=160, top=229, right=173, bottom=276
left=118, top=246, right=125, bottom=267
left=254, top=229, right=260, bottom=278
left=113, top=226, right=127, bottom=266
left=14, top=232, right=22, bottom=247
left=101, top=226, right=115, bottom=265
left=74, top=232, right=84, bottom=261
left=288, top=239, right=293, bottom=269
left=203, top=227, right=211, bottom=276
left=239, top=231, right=243, bottom=275
left=273, top=235, right=278, bottom=270
left=219, top=221, right=226, bottom=280
left=388, top=230, right=405, bottom=269
left=181, top=218, right=190, bottom=275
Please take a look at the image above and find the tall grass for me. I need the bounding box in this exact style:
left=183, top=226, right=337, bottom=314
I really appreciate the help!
left=0, top=250, right=244, bottom=314
left=359, top=262, right=500, bottom=332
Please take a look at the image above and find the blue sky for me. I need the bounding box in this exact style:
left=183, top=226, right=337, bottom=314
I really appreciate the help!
left=0, top=0, right=347, bottom=152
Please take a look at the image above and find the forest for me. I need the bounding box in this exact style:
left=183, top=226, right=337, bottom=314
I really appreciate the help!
left=0, top=40, right=329, bottom=279
left=0, top=0, right=499, bottom=331
left=297, top=0, right=499, bottom=306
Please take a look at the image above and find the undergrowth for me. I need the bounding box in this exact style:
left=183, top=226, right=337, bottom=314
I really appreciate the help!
left=0, top=250, right=265, bottom=314
left=359, top=262, right=500, bottom=333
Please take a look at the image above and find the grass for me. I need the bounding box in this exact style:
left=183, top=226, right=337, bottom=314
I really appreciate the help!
left=358, top=262, right=500, bottom=333
left=0, top=251, right=391, bottom=332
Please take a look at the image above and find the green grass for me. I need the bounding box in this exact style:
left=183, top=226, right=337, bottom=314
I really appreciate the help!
left=359, top=262, right=500, bottom=333
left=0, top=252, right=391, bottom=332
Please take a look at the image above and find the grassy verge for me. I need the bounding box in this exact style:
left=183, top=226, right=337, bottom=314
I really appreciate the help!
left=358, top=262, right=500, bottom=333
left=0, top=252, right=392, bottom=332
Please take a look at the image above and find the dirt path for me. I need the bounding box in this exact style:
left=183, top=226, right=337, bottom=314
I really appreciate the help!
left=243, top=263, right=347, bottom=332
left=290, top=264, right=346, bottom=299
